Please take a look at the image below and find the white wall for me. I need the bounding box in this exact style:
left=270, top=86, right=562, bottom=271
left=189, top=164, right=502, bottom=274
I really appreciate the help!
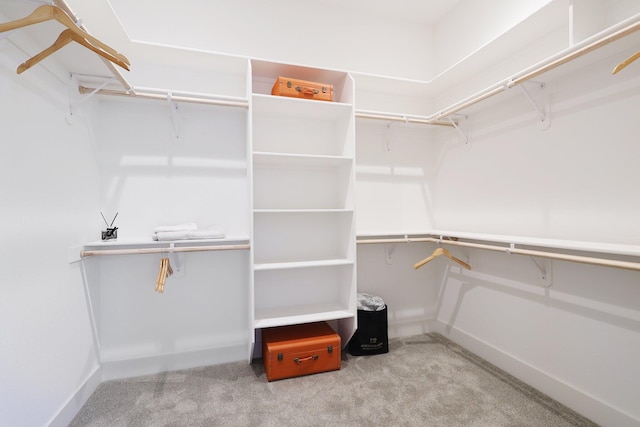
left=355, top=121, right=437, bottom=235
left=106, top=0, right=435, bottom=81
left=357, top=242, right=440, bottom=339
left=0, top=40, right=101, bottom=426
left=433, top=0, right=554, bottom=76
left=3, top=1, right=640, bottom=425
left=428, top=38, right=640, bottom=426
left=83, top=96, right=249, bottom=240
left=431, top=46, right=640, bottom=244
left=79, top=95, right=251, bottom=379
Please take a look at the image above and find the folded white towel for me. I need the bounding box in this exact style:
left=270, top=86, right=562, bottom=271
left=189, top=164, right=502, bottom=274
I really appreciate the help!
left=153, top=228, right=225, bottom=241
left=153, top=223, right=198, bottom=233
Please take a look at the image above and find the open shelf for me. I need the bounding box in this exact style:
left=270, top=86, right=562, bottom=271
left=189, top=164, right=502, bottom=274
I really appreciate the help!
left=253, top=152, right=353, bottom=211
left=254, top=258, right=354, bottom=271
left=252, top=95, right=353, bottom=158
left=253, top=151, right=352, bottom=167
left=251, top=59, right=353, bottom=103
left=253, top=211, right=354, bottom=265
left=254, top=303, right=354, bottom=329
left=428, top=230, right=640, bottom=257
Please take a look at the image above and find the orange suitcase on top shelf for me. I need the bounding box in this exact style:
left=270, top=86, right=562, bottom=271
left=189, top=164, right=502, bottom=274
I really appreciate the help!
left=271, top=76, right=334, bottom=102
left=262, top=321, right=341, bottom=382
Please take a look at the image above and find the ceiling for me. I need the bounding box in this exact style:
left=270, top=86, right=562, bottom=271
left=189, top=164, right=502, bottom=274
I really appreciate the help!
left=291, top=0, right=463, bottom=26
left=0, top=0, right=463, bottom=83
left=2, top=0, right=639, bottom=100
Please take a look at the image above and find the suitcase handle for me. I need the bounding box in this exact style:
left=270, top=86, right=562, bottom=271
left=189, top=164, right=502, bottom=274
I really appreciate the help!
left=294, top=354, right=319, bottom=364
left=295, top=85, right=319, bottom=95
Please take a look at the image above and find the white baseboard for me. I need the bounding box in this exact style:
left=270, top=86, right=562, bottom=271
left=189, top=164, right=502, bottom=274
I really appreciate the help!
left=388, top=316, right=434, bottom=340
left=432, top=321, right=640, bottom=427
left=100, top=343, right=249, bottom=381
left=47, top=365, right=102, bottom=427
left=47, top=343, right=248, bottom=425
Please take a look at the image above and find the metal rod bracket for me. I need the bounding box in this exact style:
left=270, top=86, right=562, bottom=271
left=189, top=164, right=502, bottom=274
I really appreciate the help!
left=168, top=243, right=185, bottom=277
left=168, top=93, right=181, bottom=140
left=385, top=244, right=396, bottom=265
left=530, top=256, right=553, bottom=287
left=519, top=83, right=551, bottom=130
left=447, top=117, right=469, bottom=145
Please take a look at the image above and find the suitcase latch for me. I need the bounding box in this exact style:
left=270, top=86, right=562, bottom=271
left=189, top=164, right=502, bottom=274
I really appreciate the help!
left=277, top=353, right=283, bottom=361
left=328, top=345, right=333, bottom=353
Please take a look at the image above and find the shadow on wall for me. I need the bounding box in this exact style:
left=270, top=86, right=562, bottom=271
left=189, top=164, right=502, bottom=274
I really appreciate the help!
left=81, top=250, right=250, bottom=367
left=355, top=120, right=457, bottom=233
left=79, top=95, right=249, bottom=240
left=357, top=242, right=445, bottom=338
left=434, top=247, right=640, bottom=334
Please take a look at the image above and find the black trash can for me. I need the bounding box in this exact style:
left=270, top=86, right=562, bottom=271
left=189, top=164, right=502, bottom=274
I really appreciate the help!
left=348, top=293, right=389, bottom=356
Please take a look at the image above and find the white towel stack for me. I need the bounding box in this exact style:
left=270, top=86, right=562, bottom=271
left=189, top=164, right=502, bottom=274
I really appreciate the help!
left=152, top=223, right=225, bottom=241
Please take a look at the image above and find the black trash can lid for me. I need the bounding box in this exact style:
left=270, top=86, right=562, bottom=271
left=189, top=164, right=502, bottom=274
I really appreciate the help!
left=357, top=292, right=386, bottom=311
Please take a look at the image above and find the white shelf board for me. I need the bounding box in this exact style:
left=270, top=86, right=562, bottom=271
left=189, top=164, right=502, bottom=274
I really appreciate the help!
left=254, top=258, right=354, bottom=271
left=429, top=230, right=640, bottom=258
left=82, top=237, right=250, bottom=249
left=356, top=229, right=433, bottom=238
left=252, top=93, right=352, bottom=119
left=254, top=209, right=353, bottom=214
left=254, top=303, right=354, bottom=329
left=357, top=229, right=640, bottom=258
left=253, top=151, right=352, bottom=167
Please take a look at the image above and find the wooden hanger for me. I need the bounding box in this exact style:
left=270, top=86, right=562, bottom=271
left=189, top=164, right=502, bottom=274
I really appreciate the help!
left=17, top=29, right=130, bottom=74
left=0, top=5, right=130, bottom=69
left=612, top=50, right=640, bottom=74
left=155, top=257, right=174, bottom=294
left=414, top=247, right=471, bottom=270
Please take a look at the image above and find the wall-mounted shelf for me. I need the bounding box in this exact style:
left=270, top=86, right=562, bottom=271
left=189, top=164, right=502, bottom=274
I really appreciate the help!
left=356, top=230, right=640, bottom=272
left=254, top=303, right=354, bottom=330
left=78, top=237, right=251, bottom=258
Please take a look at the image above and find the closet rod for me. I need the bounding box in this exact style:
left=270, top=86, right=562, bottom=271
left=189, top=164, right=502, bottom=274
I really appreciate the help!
left=432, top=15, right=640, bottom=120
left=356, top=237, right=640, bottom=272
left=78, top=85, right=249, bottom=108
left=132, top=85, right=247, bottom=104
left=355, top=110, right=454, bottom=127
left=81, top=244, right=250, bottom=258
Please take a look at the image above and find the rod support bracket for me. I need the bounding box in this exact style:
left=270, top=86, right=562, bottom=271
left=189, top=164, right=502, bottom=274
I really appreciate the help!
left=167, top=93, right=181, bottom=140
left=385, top=244, right=396, bottom=265
left=529, top=256, right=553, bottom=287
left=168, top=243, right=185, bottom=277
left=447, top=117, right=469, bottom=146
left=519, top=83, right=551, bottom=130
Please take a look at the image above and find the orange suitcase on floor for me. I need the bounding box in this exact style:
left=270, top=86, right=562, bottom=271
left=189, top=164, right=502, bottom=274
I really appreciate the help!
left=262, top=322, right=341, bottom=382
left=271, top=76, right=334, bottom=102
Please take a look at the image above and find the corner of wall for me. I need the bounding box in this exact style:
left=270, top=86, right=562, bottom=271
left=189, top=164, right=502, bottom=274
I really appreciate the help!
left=47, top=366, right=102, bottom=427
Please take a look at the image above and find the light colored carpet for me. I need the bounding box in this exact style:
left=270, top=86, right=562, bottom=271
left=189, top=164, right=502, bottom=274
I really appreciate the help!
left=70, top=333, right=597, bottom=426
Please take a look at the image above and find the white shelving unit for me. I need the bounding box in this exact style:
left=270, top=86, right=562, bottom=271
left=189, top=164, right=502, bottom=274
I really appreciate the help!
left=250, top=61, right=357, bottom=351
